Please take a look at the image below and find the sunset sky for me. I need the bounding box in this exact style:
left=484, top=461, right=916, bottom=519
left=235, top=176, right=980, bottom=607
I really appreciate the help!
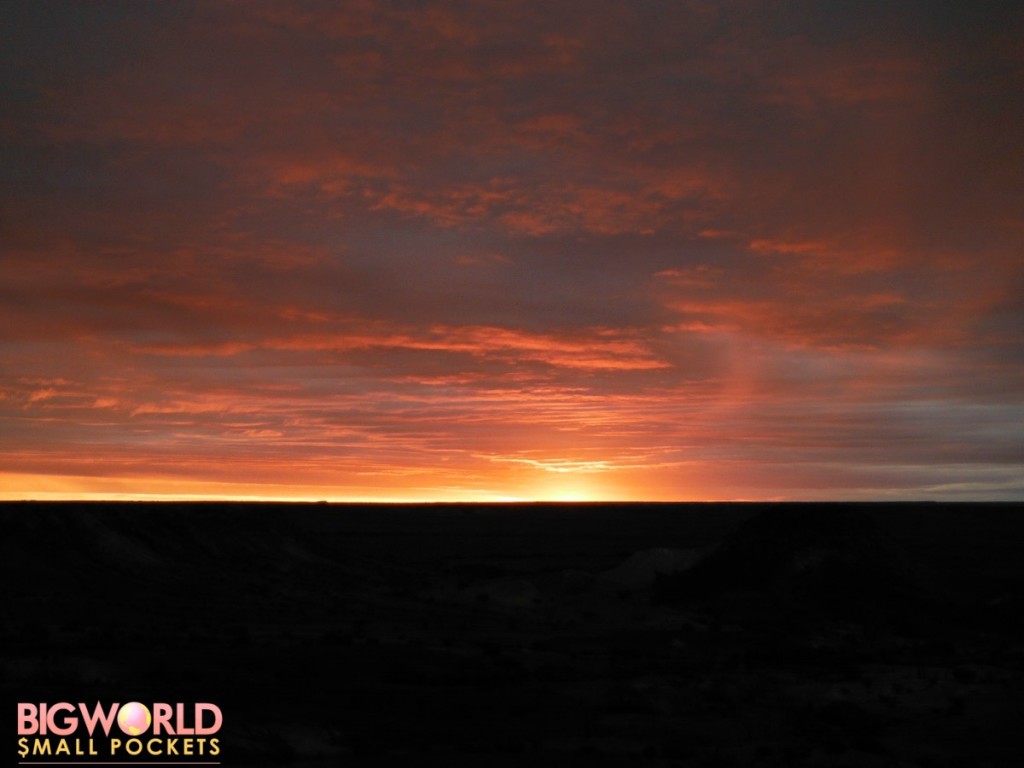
left=2, top=1, right=1022, bottom=502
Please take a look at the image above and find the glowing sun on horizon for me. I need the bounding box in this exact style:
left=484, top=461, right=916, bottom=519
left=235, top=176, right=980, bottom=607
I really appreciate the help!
left=534, top=478, right=602, bottom=503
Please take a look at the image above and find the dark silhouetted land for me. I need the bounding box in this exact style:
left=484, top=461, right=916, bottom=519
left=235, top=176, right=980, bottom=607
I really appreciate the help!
left=4, top=501, right=1023, bottom=766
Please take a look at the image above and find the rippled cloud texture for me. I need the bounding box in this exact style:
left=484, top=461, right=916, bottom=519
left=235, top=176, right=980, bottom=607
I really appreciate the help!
left=2, top=1, right=1022, bottom=500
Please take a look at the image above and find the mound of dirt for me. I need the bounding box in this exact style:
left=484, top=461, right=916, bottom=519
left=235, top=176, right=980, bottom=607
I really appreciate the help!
left=464, top=579, right=540, bottom=608
left=601, top=547, right=703, bottom=588
left=656, top=504, right=935, bottom=618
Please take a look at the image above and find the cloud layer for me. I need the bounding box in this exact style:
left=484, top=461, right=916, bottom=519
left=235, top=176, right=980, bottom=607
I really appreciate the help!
left=2, top=0, right=1022, bottom=500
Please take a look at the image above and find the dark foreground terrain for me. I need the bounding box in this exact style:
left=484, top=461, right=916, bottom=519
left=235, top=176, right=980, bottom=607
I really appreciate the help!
left=4, top=501, right=1023, bottom=766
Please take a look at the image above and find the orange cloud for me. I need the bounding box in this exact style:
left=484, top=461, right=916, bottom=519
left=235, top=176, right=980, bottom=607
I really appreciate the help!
left=1, top=1, right=1021, bottom=501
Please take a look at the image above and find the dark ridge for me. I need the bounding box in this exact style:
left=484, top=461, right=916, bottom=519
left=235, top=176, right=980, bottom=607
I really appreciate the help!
left=656, top=503, right=946, bottom=624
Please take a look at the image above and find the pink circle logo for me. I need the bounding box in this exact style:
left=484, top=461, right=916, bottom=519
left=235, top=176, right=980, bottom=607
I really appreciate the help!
left=117, top=702, right=152, bottom=735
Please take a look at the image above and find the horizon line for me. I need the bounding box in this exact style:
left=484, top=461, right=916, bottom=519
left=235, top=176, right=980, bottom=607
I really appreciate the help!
left=1, top=497, right=1005, bottom=506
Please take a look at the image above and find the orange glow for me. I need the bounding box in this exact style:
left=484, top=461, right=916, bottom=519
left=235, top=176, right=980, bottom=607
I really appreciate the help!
left=1, top=3, right=1021, bottom=502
